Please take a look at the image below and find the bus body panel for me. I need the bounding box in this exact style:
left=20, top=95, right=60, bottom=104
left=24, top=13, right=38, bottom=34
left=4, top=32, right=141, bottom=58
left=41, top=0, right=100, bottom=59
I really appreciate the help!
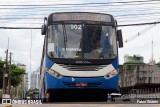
left=45, top=72, right=119, bottom=90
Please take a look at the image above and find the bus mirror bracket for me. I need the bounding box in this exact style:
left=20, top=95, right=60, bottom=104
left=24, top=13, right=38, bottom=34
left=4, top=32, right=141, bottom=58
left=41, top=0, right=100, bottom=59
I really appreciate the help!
left=41, top=17, right=47, bottom=35
left=117, top=30, right=123, bottom=48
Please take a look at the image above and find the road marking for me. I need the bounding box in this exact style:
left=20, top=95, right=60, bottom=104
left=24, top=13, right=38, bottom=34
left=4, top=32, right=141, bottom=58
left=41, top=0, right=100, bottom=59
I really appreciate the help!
left=100, top=105, right=116, bottom=107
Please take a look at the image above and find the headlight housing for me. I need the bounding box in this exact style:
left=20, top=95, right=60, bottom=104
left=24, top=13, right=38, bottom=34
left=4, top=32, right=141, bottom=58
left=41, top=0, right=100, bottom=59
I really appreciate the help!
left=104, top=70, right=118, bottom=79
left=46, top=68, right=62, bottom=78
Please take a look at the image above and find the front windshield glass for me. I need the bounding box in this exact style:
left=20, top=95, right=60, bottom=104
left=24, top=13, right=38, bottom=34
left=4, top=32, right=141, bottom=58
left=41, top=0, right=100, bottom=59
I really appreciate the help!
left=47, top=23, right=117, bottom=59
left=83, top=25, right=117, bottom=59
left=48, top=24, right=82, bottom=59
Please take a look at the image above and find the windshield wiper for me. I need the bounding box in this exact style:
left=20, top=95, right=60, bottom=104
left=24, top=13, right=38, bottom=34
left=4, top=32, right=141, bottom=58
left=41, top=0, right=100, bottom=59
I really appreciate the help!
left=62, top=23, right=67, bottom=51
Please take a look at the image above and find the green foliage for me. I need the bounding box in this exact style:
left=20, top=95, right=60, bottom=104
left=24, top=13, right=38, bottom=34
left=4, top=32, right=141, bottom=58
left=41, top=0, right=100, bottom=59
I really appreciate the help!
left=156, top=61, right=160, bottom=68
left=11, top=64, right=26, bottom=87
left=11, top=64, right=25, bottom=75
left=125, top=55, right=145, bottom=64
left=0, top=60, right=26, bottom=88
left=0, top=60, right=5, bottom=89
left=0, top=60, right=5, bottom=78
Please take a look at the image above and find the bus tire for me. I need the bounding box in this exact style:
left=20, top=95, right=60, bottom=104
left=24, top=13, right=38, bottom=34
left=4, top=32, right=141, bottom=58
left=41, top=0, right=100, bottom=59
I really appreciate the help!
left=46, top=92, right=52, bottom=102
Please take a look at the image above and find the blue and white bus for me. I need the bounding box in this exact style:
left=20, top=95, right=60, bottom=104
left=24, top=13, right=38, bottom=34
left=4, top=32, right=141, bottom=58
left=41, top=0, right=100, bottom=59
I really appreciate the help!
left=39, top=12, right=123, bottom=101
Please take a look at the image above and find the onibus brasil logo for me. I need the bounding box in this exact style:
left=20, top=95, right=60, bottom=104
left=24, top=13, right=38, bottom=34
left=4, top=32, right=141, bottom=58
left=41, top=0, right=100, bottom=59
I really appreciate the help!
left=2, top=99, right=42, bottom=104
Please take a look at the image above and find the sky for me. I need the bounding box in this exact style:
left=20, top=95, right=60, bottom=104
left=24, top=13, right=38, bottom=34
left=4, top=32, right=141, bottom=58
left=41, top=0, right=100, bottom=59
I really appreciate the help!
left=1, top=0, right=160, bottom=84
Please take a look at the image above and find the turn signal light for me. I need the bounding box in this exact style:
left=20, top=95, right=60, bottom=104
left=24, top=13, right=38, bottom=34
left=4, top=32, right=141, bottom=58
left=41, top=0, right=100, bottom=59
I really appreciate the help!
left=104, top=70, right=117, bottom=79
left=111, top=71, right=116, bottom=75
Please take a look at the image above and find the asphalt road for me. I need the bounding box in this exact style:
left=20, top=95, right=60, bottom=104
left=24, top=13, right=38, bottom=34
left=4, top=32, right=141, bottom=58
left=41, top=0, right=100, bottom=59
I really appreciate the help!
left=1, top=104, right=160, bottom=107
left=1, top=97, right=160, bottom=107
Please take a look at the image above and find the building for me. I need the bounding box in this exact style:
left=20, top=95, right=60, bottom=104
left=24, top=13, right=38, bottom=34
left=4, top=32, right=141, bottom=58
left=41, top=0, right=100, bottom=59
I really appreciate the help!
left=30, top=68, right=40, bottom=89
left=17, top=63, right=28, bottom=98
left=24, top=73, right=29, bottom=92
left=119, top=55, right=160, bottom=95
left=17, top=63, right=26, bottom=70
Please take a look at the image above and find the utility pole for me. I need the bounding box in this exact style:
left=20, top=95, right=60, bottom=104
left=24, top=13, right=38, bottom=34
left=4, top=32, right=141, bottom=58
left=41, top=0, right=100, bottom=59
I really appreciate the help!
left=2, top=50, right=12, bottom=98
left=2, top=49, right=8, bottom=98
left=8, top=52, right=12, bottom=95
left=149, top=38, right=155, bottom=65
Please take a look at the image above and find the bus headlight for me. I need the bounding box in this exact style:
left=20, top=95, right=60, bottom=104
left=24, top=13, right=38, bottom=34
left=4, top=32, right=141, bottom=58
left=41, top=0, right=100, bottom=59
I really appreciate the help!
left=104, top=70, right=117, bottom=79
left=46, top=68, right=62, bottom=78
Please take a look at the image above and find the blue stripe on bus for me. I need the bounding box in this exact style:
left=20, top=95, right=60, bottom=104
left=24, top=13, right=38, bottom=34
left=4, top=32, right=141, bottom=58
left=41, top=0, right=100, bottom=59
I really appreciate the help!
left=45, top=56, right=54, bottom=68
left=112, top=57, right=119, bottom=69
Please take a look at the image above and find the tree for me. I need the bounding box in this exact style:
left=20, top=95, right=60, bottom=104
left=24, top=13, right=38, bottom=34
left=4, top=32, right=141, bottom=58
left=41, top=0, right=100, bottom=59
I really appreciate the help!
left=0, top=60, right=5, bottom=88
left=0, top=59, right=26, bottom=89
left=11, top=64, right=26, bottom=87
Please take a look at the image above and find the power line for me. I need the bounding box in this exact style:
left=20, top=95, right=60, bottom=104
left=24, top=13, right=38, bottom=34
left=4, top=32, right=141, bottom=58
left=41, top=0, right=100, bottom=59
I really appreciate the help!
left=118, top=21, right=160, bottom=27
left=0, top=3, right=158, bottom=20
left=1, top=0, right=160, bottom=6
left=0, top=18, right=43, bottom=19
left=122, top=20, right=160, bottom=44
left=117, top=14, right=160, bottom=23
left=1, top=11, right=160, bottom=24
left=1, top=5, right=160, bottom=14
left=117, top=14, right=160, bottom=20
left=1, top=6, right=160, bottom=13
left=1, top=2, right=160, bottom=10
left=0, top=0, right=160, bottom=28
left=0, top=0, right=61, bottom=4
left=1, top=7, right=160, bottom=16
left=115, top=11, right=160, bottom=17
left=0, top=23, right=42, bottom=25
left=0, top=27, right=41, bottom=29
left=0, top=21, right=160, bottom=29
left=1, top=10, right=160, bottom=18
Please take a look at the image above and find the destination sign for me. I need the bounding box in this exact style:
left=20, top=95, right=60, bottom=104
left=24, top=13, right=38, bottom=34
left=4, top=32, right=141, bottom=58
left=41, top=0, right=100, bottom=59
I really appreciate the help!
left=52, top=13, right=111, bottom=22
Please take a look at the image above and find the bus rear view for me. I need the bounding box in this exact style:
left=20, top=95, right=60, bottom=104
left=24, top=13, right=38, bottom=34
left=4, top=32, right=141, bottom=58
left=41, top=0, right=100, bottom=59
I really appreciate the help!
left=40, top=12, right=123, bottom=102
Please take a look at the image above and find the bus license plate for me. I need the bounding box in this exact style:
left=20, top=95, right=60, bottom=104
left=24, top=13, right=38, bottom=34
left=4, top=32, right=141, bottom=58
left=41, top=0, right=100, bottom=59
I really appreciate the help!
left=76, top=83, right=88, bottom=87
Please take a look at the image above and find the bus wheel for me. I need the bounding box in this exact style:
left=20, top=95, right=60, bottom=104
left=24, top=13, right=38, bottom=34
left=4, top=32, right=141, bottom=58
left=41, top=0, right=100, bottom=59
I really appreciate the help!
left=106, top=93, right=108, bottom=102
left=45, top=92, right=52, bottom=102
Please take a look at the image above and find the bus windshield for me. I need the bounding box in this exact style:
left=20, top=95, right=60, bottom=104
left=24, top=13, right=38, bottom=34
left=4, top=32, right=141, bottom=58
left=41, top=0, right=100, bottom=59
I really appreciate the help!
left=47, top=23, right=117, bottom=59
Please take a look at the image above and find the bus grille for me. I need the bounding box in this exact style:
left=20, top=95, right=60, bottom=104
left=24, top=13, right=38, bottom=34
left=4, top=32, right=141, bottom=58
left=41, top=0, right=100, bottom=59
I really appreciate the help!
left=63, top=82, right=102, bottom=88
left=58, top=64, right=106, bottom=71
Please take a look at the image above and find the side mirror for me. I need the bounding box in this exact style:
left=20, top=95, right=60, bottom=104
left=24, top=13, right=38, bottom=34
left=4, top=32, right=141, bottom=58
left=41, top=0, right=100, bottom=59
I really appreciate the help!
left=41, top=17, right=47, bottom=35
left=41, top=24, right=46, bottom=35
left=117, top=30, right=123, bottom=48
